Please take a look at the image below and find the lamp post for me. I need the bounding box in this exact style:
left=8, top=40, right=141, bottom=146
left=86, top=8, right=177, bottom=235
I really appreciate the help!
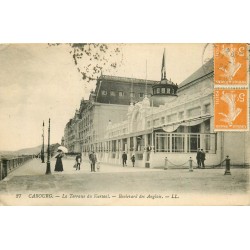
left=45, top=118, right=51, bottom=175
left=41, top=121, right=45, bottom=163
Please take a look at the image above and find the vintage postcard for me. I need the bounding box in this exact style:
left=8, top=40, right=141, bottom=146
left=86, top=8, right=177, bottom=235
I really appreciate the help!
left=0, top=43, right=249, bottom=206
left=214, top=43, right=248, bottom=85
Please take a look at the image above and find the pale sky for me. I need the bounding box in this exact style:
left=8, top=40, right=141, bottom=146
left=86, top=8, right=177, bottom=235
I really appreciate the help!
left=0, top=43, right=207, bottom=151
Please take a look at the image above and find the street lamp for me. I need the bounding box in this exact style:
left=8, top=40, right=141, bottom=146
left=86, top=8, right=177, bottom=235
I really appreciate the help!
left=41, top=121, right=45, bottom=163
left=45, top=118, right=51, bottom=175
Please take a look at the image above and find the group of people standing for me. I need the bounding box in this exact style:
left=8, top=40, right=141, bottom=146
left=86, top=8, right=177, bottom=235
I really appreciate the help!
left=56, top=151, right=135, bottom=171
left=196, top=148, right=206, bottom=168
left=122, top=152, right=135, bottom=167
left=54, top=149, right=205, bottom=171
left=75, top=151, right=98, bottom=172
left=54, top=151, right=134, bottom=173
left=54, top=151, right=98, bottom=172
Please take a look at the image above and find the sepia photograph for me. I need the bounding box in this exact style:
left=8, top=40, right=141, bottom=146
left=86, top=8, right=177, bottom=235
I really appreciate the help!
left=1, top=3, right=250, bottom=250
left=0, top=43, right=249, bottom=206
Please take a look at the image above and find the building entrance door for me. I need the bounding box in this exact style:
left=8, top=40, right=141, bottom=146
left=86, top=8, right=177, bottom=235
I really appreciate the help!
left=189, top=124, right=201, bottom=152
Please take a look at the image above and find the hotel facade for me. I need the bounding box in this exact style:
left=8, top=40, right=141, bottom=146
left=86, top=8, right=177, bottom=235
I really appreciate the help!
left=64, top=52, right=250, bottom=168
left=63, top=74, right=157, bottom=153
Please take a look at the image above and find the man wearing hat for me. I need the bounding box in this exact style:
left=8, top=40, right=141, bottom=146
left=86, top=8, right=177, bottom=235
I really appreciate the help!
left=122, top=152, right=127, bottom=167
left=196, top=148, right=201, bottom=168
left=89, top=151, right=97, bottom=172
left=200, top=149, right=206, bottom=168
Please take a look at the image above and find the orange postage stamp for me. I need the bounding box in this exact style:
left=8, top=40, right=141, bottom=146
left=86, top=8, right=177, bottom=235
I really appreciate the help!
left=214, top=43, right=248, bottom=85
left=214, top=89, right=248, bottom=131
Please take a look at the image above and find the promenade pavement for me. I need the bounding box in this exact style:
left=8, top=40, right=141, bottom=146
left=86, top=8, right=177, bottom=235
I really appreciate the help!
left=0, top=157, right=249, bottom=198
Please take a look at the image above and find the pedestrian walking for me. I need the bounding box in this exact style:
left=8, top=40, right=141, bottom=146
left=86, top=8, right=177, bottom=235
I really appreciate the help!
left=122, top=152, right=127, bottom=167
left=196, top=148, right=201, bottom=168
left=75, top=153, right=82, bottom=171
left=54, top=150, right=64, bottom=172
left=89, top=151, right=97, bottom=172
left=131, top=154, right=135, bottom=167
left=200, top=149, right=206, bottom=168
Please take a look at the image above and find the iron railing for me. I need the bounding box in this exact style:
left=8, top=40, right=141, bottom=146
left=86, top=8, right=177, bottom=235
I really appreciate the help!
left=0, top=155, right=34, bottom=180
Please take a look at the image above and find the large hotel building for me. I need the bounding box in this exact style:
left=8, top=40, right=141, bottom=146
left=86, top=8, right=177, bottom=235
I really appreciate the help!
left=63, top=51, right=250, bottom=168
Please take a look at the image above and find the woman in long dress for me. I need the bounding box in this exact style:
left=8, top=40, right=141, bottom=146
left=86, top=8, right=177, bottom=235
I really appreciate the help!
left=54, top=151, right=64, bottom=172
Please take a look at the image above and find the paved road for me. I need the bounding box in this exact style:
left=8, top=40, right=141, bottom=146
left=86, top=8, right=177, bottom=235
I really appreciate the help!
left=0, top=158, right=249, bottom=205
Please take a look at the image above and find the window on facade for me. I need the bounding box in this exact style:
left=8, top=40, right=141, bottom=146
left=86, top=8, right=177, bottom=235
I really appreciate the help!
left=167, top=115, right=171, bottom=123
left=167, top=88, right=171, bottom=94
left=172, top=134, right=185, bottom=152
left=161, top=88, right=166, bottom=94
left=188, top=107, right=201, bottom=118
left=204, top=119, right=210, bottom=133
left=204, top=134, right=210, bottom=152
left=129, top=137, right=134, bottom=150
left=156, top=133, right=170, bottom=152
left=156, top=88, right=160, bottom=94
left=204, top=104, right=211, bottom=114
left=147, top=121, right=151, bottom=128
left=190, top=124, right=201, bottom=133
left=102, top=90, right=107, bottom=95
left=118, top=91, right=124, bottom=97
left=153, top=119, right=160, bottom=126
left=161, top=117, right=165, bottom=124
left=139, top=93, right=144, bottom=98
left=177, top=126, right=184, bottom=133
left=171, top=114, right=177, bottom=122
left=187, top=134, right=200, bottom=153
left=178, top=111, right=184, bottom=120
left=110, top=90, right=116, bottom=96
